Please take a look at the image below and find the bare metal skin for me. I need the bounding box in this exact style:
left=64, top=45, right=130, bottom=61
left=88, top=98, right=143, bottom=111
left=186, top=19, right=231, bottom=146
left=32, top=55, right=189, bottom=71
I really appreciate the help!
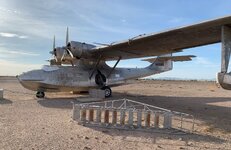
left=18, top=16, right=231, bottom=98
left=17, top=59, right=172, bottom=93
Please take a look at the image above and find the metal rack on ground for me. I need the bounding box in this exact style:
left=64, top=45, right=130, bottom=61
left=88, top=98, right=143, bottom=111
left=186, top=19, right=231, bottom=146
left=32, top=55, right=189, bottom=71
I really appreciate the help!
left=73, top=98, right=195, bottom=133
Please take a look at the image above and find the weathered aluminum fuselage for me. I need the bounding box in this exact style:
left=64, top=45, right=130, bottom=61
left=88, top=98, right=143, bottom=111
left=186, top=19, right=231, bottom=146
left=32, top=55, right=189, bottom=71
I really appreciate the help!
left=17, top=60, right=172, bottom=92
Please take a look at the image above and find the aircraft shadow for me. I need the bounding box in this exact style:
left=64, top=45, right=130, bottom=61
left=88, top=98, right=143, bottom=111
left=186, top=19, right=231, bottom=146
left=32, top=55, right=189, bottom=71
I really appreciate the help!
left=0, top=98, right=13, bottom=105
left=37, top=92, right=231, bottom=133
left=112, top=92, right=231, bottom=133
left=85, top=126, right=226, bottom=145
left=37, top=97, right=75, bottom=109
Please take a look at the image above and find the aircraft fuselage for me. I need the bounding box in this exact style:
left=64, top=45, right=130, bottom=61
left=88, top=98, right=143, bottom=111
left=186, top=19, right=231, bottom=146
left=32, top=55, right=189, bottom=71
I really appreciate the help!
left=17, top=60, right=172, bottom=93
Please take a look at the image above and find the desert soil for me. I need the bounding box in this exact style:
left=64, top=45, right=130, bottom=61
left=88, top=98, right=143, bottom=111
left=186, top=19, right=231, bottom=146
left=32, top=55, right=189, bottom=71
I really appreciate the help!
left=0, top=77, right=230, bottom=150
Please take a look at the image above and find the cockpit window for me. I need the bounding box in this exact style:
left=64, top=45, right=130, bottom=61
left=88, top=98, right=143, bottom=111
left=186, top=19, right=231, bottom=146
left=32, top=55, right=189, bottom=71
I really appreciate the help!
left=42, top=65, right=59, bottom=72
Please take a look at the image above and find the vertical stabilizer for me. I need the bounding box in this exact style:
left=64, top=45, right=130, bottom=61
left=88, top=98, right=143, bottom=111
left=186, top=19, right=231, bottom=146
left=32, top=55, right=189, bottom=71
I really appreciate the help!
left=163, top=53, right=173, bottom=71
left=147, top=53, right=173, bottom=72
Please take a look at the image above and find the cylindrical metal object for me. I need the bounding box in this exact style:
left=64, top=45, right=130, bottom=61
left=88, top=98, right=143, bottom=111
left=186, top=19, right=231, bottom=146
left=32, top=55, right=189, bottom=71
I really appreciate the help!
left=96, top=108, right=101, bottom=123
left=145, top=111, right=151, bottom=127
left=89, top=109, right=94, bottom=122
left=81, top=108, right=87, bottom=122
left=104, top=109, right=109, bottom=124
left=154, top=113, right=159, bottom=128
left=120, top=110, right=125, bottom=125
left=137, top=110, right=142, bottom=128
left=112, top=109, right=117, bottom=125
left=73, top=105, right=81, bottom=121
left=163, top=113, right=172, bottom=129
left=128, top=109, right=133, bottom=126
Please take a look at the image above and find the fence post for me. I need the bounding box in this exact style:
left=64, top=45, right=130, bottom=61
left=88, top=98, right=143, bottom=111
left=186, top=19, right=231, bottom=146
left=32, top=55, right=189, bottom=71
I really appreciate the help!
left=89, top=109, right=94, bottom=122
left=154, top=113, right=159, bottom=128
left=112, top=109, right=117, bottom=125
left=137, top=110, right=142, bottom=128
left=81, top=108, right=87, bottom=123
left=163, top=112, right=172, bottom=129
left=145, top=111, right=151, bottom=127
left=73, top=104, right=81, bottom=121
left=104, top=109, right=109, bottom=124
left=120, top=109, right=125, bottom=125
left=96, top=108, right=102, bottom=123
left=128, top=109, right=133, bottom=127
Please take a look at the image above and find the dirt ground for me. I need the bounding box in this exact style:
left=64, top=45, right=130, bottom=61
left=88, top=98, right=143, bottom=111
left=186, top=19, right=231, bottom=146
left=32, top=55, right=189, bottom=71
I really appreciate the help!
left=0, top=77, right=230, bottom=150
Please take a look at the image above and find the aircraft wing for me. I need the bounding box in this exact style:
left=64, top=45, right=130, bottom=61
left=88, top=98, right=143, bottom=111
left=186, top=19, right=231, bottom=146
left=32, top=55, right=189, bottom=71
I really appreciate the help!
left=142, top=55, right=196, bottom=63
left=91, top=15, right=231, bottom=61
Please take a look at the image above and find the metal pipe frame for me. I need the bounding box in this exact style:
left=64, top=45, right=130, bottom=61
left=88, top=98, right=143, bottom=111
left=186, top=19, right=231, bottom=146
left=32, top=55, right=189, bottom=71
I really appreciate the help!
left=73, top=98, right=195, bottom=132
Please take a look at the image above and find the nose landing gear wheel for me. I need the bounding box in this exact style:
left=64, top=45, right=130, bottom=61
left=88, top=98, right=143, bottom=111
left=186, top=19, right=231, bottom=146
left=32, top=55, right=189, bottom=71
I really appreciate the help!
left=36, top=91, right=45, bottom=98
left=101, top=86, right=112, bottom=98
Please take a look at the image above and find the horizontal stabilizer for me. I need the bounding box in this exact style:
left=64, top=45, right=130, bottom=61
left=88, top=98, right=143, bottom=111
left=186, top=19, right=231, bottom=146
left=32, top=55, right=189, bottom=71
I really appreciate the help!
left=142, top=55, right=196, bottom=63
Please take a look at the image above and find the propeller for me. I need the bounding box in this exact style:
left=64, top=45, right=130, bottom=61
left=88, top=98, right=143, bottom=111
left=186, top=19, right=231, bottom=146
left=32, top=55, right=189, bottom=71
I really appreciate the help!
left=62, top=27, right=75, bottom=66
left=49, top=27, right=75, bottom=66
left=61, top=27, right=74, bottom=62
left=66, top=27, right=69, bottom=46
left=49, top=35, right=59, bottom=62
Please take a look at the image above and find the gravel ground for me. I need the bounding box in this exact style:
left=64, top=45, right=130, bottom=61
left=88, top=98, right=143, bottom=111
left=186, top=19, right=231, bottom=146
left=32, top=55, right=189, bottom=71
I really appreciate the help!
left=0, top=77, right=230, bottom=150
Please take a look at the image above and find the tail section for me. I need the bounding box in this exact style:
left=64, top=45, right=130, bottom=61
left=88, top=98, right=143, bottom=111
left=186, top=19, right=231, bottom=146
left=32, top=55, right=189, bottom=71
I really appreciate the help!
left=143, top=54, right=195, bottom=71
left=108, top=54, right=195, bottom=83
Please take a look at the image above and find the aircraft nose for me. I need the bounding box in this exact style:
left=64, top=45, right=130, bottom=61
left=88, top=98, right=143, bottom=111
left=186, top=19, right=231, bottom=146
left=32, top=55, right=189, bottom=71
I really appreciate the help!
left=17, top=70, right=44, bottom=82
left=16, top=72, right=30, bottom=82
left=16, top=74, right=23, bottom=82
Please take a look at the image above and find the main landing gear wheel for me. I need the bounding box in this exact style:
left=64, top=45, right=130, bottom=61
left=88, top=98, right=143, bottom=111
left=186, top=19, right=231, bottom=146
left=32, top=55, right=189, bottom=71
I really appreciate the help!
left=101, top=86, right=112, bottom=98
left=95, top=70, right=106, bottom=87
left=36, top=91, right=45, bottom=98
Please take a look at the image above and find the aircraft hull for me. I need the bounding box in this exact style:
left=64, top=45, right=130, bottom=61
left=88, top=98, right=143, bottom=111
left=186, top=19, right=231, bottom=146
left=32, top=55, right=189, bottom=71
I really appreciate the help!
left=18, top=80, right=94, bottom=92
left=17, top=61, right=171, bottom=94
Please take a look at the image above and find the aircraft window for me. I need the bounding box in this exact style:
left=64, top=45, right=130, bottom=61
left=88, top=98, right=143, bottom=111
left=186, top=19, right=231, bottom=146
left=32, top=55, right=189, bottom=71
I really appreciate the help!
left=42, top=65, right=59, bottom=72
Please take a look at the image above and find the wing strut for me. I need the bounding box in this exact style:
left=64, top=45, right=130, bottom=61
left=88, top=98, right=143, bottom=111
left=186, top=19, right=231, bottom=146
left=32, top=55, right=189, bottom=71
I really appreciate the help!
left=221, top=26, right=231, bottom=73
left=217, top=26, right=231, bottom=89
left=107, top=57, right=121, bottom=78
left=89, top=55, right=102, bottom=79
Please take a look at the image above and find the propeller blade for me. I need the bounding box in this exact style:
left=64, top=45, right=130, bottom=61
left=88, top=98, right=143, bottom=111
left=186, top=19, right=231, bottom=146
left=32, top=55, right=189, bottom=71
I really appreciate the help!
left=66, top=27, right=69, bottom=46
left=52, top=36, right=58, bottom=61
left=53, top=35, right=56, bottom=50
left=54, top=56, right=58, bottom=62
left=61, top=49, right=74, bottom=61
left=61, top=49, right=66, bottom=61
left=66, top=48, right=74, bottom=58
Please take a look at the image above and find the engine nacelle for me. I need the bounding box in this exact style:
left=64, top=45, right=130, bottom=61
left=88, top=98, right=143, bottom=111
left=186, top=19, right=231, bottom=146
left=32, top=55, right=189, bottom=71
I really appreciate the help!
left=53, top=47, right=65, bottom=62
left=67, top=41, right=96, bottom=59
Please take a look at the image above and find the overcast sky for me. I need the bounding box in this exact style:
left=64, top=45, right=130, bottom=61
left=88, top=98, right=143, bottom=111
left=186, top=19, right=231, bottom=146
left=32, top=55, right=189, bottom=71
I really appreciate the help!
left=0, top=0, right=231, bottom=79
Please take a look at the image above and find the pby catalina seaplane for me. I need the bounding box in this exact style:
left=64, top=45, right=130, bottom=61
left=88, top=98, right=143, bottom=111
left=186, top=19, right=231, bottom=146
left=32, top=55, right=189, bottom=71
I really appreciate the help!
left=17, top=16, right=231, bottom=98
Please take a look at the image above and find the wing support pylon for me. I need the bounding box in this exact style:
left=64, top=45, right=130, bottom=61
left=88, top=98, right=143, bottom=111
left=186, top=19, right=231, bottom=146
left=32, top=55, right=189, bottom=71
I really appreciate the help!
left=89, top=55, right=102, bottom=79
left=107, top=57, right=121, bottom=78
left=217, top=26, right=231, bottom=89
